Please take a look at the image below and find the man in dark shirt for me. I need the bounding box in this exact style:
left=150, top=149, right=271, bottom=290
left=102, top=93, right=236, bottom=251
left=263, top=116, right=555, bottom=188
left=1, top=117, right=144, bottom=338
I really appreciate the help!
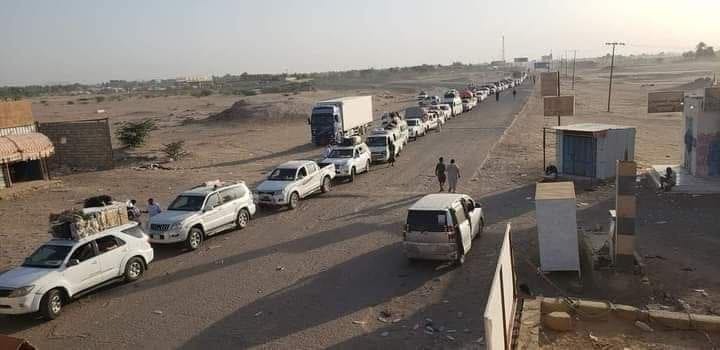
left=435, top=157, right=446, bottom=192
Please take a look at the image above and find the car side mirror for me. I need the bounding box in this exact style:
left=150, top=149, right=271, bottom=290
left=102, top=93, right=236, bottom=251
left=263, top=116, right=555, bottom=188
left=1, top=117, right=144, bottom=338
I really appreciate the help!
left=67, top=259, right=80, bottom=267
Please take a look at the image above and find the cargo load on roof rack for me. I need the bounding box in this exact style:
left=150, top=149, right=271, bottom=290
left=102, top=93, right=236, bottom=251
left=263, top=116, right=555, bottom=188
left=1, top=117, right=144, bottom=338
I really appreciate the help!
left=49, top=202, right=129, bottom=240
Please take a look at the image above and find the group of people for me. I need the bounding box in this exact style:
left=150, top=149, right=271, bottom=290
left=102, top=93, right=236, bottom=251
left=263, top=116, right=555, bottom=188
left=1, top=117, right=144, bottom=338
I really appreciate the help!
left=127, top=198, right=162, bottom=223
left=434, top=157, right=461, bottom=193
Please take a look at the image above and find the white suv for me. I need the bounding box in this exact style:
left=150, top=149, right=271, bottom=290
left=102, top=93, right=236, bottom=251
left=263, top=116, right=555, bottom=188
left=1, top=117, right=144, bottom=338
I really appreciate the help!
left=148, top=181, right=256, bottom=250
left=0, top=222, right=153, bottom=319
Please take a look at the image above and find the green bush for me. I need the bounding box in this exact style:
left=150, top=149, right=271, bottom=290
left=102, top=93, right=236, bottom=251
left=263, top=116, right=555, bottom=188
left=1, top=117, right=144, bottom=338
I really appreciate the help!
left=192, top=89, right=213, bottom=97
left=115, top=119, right=156, bottom=148
left=161, top=141, right=190, bottom=160
left=95, top=96, right=105, bottom=103
left=66, top=101, right=74, bottom=105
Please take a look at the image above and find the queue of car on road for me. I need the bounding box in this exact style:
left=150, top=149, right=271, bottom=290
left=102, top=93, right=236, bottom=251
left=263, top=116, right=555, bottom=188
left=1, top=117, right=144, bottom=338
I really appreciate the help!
left=0, top=76, right=527, bottom=320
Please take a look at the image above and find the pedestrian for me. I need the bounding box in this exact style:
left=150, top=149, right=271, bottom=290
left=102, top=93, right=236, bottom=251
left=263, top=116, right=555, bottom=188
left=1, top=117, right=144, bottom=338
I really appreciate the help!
left=388, top=141, right=396, bottom=167
left=495, top=90, right=500, bottom=103
left=322, top=144, right=333, bottom=158
left=145, top=198, right=162, bottom=218
left=127, top=199, right=141, bottom=222
left=512, top=88, right=517, bottom=100
left=435, top=157, right=446, bottom=192
left=447, top=159, right=461, bottom=193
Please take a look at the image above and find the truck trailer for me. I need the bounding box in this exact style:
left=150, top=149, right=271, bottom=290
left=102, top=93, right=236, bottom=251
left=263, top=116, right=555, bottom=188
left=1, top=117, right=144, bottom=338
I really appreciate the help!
left=309, top=96, right=374, bottom=145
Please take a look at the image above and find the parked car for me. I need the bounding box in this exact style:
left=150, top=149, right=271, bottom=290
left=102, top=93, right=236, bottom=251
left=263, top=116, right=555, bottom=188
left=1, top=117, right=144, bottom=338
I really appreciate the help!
left=367, top=129, right=403, bottom=163
left=427, top=105, right=447, bottom=125
left=417, top=91, right=428, bottom=100
left=255, top=160, right=336, bottom=209
left=0, top=222, right=154, bottom=319
left=148, top=181, right=256, bottom=250
left=438, top=104, right=453, bottom=119
left=319, top=142, right=371, bottom=182
left=403, top=194, right=484, bottom=265
left=425, top=112, right=440, bottom=131
left=406, top=118, right=426, bottom=139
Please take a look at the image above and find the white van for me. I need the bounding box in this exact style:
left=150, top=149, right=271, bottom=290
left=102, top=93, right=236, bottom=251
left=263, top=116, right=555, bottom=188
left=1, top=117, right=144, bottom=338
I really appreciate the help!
left=403, top=194, right=485, bottom=264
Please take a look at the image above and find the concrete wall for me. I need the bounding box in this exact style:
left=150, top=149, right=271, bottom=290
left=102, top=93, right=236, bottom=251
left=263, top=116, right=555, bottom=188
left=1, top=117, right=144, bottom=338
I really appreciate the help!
left=484, top=224, right=515, bottom=350
left=683, top=95, right=720, bottom=177
left=536, top=197, right=580, bottom=273
left=38, top=118, right=114, bottom=171
left=0, top=101, right=34, bottom=129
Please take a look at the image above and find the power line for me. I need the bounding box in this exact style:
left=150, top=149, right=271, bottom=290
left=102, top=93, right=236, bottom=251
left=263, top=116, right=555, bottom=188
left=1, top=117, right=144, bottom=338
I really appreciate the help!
left=605, top=42, right=625, bottom=112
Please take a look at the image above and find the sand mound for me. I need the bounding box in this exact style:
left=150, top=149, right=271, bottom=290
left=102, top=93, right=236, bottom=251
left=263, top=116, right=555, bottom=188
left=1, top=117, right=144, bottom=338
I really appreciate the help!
left=673, top=77, right=714, bottom=91
left=201, top=99, right=311, bottom=124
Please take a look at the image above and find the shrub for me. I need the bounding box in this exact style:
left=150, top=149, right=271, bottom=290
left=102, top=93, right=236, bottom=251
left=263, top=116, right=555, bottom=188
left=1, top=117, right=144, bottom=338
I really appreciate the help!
left=115, top=119, right=156, bottom=148
left=66, top=100, right=74, bottom=105
left=241, top=89, right=257, bottom=96
left=95, top=96, right=105, bottom=103
left=192, top=89, right=213, bottom=97
left=161, top=141, right=189, bottom=160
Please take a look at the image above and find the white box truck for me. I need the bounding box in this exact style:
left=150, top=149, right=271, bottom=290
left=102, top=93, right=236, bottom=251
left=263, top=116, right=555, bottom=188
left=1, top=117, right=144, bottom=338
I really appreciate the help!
left=309, top=96, right=374, bottom=145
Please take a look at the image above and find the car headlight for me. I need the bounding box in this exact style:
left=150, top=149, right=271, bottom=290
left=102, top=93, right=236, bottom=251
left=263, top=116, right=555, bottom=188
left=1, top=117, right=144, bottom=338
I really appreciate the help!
left=170, top=222, right=183, bottom=230
left=274, top=190, right=284, bottom=197
left=8, top=285, right=34, bottom=297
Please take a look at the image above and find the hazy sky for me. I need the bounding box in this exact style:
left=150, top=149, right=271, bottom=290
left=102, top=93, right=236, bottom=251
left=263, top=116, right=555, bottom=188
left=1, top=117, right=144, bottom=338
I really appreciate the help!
left=1, top=0, right=718, bottom=85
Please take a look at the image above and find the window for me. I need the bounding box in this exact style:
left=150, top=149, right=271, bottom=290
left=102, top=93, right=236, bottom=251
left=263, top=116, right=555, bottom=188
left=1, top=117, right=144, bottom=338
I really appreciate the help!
left=205, top=193, right=220, bottom=210
left=269, top=168, right=296, bottom=181
left=406, top=210, right=450, bottom=232
left=354, top=149, right=359, bottom=158
left=70, top=243, right=96, bottom=262
left=453, top=205, right=468, bottom=224
left=96, top=235, right=125, bottom=254
left=306, top=163, right=318, bottom=173
left=168, top=195, right=205, bottom=211
left=122, top=225, right=146, bottom=239
left=220, top=189, right=236, bottom=203
left=23, top=245, right=71, bottom=268
left=465, top=199, right=475, bottom=213
left=298, top=167, right=308, bottom=179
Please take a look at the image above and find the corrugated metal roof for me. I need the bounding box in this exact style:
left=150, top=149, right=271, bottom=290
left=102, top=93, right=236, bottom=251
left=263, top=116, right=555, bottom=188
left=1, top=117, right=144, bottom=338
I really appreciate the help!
left=0, top=132, right=54, bottom=163
left=552, top=123, right=634, bottom=132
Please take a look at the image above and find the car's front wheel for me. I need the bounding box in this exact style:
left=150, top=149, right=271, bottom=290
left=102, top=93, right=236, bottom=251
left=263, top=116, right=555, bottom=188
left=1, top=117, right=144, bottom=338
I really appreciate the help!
left=124, top=257, right=145, bottom=282
left=40, top=289, right=64, bottom=320
left=321, top=176, right=331, bottom=193
left=236, top=208, right=250, bottom=229
left=349, top=167, right=356, bottom=182
left=288, top=192, right=300, bottom=210
left=185, top=227, right=204, bottom=250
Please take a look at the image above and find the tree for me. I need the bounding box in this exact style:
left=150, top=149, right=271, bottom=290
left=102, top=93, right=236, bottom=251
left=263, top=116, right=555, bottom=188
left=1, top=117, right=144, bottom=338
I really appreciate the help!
left=695, top=42, right=716, bottom=58
left=115, top=119, right=156, bottom=148
left=161, top=141, right=189, bottom=160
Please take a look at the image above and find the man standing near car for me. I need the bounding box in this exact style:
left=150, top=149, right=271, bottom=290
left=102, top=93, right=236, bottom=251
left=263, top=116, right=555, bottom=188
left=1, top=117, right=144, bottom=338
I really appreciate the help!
left=435, top=157, right=446, bottom=192
left=446, top=159, right=461, bottom=193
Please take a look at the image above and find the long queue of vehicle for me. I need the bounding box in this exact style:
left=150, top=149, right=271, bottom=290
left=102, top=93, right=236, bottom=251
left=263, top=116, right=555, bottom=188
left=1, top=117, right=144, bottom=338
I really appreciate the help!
left=0, top=76, right=527, bottom=321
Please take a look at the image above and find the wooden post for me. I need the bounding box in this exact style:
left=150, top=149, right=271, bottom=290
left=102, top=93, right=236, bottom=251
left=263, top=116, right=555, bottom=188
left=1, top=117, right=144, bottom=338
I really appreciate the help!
left=615, top=161, right=636, bottom=270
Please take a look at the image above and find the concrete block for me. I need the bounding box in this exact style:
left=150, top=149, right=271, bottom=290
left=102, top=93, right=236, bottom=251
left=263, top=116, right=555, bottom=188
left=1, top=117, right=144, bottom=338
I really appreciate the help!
left=649, top=310, right=691, bottom=330
left=692, top=314, right=720, bottom=331
left=543, top=311, right=573, bottom=332
left=540, top=297, right=569, bottom=314
left=575, top=300, right=611, bottom=320
left=613, top=304, right=640, bottom=321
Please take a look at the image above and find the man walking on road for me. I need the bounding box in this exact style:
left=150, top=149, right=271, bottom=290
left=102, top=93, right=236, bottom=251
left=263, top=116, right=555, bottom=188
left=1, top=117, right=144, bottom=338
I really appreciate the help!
left=513, top=88, right=517, bottom=100
left=495, top=90, right=500, bottom=103
left=435, top=157, right=446, bottom=192
left=388, top=142, right=396, bottom=167
left=447, top=159, right=461, bottom=193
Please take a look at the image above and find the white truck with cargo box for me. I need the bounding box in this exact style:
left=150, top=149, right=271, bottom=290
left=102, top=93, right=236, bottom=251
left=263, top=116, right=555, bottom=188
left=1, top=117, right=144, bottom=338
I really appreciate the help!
left=309, top=96, right=374, bottom=146
left=255, top=160, right=336, bottom=209
left=403, top=194, right=484, bottom=265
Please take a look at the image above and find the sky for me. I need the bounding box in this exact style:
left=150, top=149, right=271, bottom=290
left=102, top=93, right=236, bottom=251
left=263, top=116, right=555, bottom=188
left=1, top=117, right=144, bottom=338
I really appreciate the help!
left=1, top=0, right=718, bottom=85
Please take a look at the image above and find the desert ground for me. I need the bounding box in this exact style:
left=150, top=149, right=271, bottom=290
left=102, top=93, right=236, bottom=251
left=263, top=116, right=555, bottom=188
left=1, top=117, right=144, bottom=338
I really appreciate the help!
left=1, top=58, right=719, bottom=349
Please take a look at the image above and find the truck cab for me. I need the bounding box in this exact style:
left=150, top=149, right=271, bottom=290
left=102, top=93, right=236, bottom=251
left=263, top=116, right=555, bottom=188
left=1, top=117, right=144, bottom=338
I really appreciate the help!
left=309, top=96, right=373, bottom=146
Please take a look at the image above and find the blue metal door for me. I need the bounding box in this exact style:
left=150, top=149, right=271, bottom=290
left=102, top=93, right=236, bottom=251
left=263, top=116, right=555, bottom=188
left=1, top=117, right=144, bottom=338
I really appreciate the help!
left=562, top=134, right=596, bottom=177
left=709, top=141, right=720, bottom=176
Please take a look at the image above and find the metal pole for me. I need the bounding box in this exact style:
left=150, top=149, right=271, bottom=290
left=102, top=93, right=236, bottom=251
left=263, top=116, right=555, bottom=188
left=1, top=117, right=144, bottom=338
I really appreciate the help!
left=543, top=128, right=546, bottom=170
left=572, top=50, right=577, bottom=90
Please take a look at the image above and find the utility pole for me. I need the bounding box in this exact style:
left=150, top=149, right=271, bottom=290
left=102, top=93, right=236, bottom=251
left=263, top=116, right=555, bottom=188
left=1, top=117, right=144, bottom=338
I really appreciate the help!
left=564, top=50, right=569, bottom=78
left=571, top=50, right=577, bottom=90
left=605, top=42, right=625, bottom=112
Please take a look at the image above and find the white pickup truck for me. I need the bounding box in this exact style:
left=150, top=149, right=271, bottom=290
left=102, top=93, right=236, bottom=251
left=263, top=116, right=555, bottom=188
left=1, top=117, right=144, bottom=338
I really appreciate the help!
left=255, top=160, right=336, bottom=209
left=366, top=129, right=403, bottom=163
left=319, top=142, right=372, bottom=182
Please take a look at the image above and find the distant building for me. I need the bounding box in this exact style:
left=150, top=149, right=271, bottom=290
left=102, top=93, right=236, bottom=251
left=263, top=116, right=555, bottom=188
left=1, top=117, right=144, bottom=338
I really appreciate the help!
left=553, top=123, right=636, bottom=180
left=0, top=101, right=54, bottom=188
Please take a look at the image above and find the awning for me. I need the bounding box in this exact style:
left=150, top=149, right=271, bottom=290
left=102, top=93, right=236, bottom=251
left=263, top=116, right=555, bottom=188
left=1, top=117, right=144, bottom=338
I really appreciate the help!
left=0, top=133, right=54, bottom=163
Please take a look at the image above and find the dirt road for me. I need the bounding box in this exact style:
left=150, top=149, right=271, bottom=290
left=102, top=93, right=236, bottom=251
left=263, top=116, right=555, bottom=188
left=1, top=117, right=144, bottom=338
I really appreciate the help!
left=1, top=86, right=532, bottom=349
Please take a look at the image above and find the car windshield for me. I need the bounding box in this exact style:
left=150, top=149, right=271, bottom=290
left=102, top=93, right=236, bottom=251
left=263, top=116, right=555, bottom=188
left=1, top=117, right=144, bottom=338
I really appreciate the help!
left=366, top=137, right=387, bottom=146
left=268, top=168, right=297, bottom=181
left=311, top=113, right=334, bottom=125
left=407, top=119, right=420, bottom=126
left=407, top=210, right=449, bottom=232
left=328, top=149, right=353, bottom=158
left=23, top=245, right=71, bottom=268
left=168, top=195, right=205, bottom=211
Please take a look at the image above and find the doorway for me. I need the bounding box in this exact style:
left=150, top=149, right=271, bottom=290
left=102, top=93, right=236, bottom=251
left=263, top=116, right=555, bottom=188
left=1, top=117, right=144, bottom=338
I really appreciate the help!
left=562, top=134, right=596, bottom=177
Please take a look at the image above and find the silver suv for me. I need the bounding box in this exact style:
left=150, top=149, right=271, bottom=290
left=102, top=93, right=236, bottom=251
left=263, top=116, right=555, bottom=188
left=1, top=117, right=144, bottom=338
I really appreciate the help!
left=148, top=181, right=256, bottom=250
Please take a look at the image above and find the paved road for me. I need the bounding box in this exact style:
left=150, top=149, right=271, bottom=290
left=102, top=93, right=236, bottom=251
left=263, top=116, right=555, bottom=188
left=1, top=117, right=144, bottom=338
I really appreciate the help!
left=2, top=86, right=532, bottom=349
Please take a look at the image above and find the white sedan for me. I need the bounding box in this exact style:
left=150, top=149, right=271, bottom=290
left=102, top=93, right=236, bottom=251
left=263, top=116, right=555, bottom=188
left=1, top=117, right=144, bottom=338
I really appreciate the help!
left=0, top=222, right=154, bottom=319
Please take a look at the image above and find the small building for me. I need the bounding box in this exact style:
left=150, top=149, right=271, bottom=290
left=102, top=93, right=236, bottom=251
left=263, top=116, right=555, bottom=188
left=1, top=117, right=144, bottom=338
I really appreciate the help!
left=0, top=101, right=54, bottom=188
left=682, top=88, right=720, bottom=177
left=553, top=123, right=635, bottom=179
left=535, top=182, right=580, bottom=276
